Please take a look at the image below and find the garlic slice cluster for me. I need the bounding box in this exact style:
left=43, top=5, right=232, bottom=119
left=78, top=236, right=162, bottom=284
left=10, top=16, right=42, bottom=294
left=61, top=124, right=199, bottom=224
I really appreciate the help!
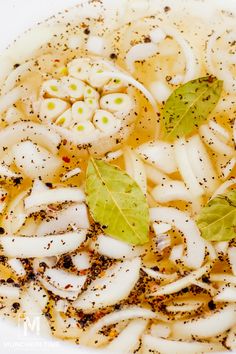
left=39, top=57, right=136, bottom=154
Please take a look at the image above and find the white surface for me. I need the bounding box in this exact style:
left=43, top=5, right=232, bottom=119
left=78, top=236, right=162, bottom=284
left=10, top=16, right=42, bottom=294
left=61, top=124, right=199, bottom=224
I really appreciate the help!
left=0, top=0, right=79, bottom=52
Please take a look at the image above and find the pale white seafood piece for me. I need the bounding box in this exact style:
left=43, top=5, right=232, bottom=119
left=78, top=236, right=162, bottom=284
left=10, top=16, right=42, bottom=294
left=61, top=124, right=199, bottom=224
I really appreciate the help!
left=12, top=141, right=61, bottom=180
left=86, top=35, right=105, bottom=55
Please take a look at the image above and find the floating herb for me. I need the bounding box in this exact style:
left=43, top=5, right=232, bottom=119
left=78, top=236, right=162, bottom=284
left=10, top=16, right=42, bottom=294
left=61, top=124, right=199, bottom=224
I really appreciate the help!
left=86, top=158, right=149, bottom=245
left=196, top=190, right=236, bottom=242
left=162, top=76, right=223, bottom=141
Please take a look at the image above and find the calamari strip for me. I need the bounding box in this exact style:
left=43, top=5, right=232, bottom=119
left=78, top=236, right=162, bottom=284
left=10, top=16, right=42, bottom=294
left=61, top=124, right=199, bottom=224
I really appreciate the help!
left=24, top=187, right=85, bottom=210
left=0, top=230, right=86, bottom=258
left=149, top=262, right=212, bottom=296
left=105, top=319, right=147, bottom=354
left=172, top=304, right=236, bottom=339
left=0, top=122, right=61, bottom=157
left=74, top=258, right=141, bottom=312
left=150, top=207, right=205, bottom=269
left=0, top=87, right=23, bottom=114
left=174, top=138, right=204, bottom=197
left=90, top=234, right=145, bottom=259
left=79, top=307, right=156, bottom=345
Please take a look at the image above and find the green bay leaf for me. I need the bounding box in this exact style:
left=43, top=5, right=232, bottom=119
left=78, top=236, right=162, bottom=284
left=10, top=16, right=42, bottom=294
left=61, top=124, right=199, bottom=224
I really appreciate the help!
left=196, top=190, right=236, bottom=242
left=86, top=158, right=149, bottom=245
left=162, top=76, right=223, bottom=141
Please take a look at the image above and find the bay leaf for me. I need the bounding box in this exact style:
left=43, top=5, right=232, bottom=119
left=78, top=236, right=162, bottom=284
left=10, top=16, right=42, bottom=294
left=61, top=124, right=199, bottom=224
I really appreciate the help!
left=162, top=76, right=223, bottom=141
left=196, top=190, right=236, bottom=242
left=86, top=158, right=149, bottom=245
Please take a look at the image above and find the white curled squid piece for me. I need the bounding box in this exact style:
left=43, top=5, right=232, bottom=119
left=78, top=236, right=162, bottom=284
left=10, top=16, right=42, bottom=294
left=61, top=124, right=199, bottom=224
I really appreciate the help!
left=136, top=141, right=177, bottom=174
left=55, top=108, right=72, bottom=128
left=74, top=257, right=141, bottom=312
left=40, top=98, right=69, bottom=121
left=41, top=79, right=67, bottom=99
left=5, top=106, right=24, bottom=124
left=72, top=252, right=90, bottom=271
left=90, top=234, right=145, bottom=259
left=93, top=110, right=121, bottom=133
left=44, top=268, right=87, bottom=292
left=71, top=101, right=93, bottom=122
left=12, top=141, right=62, bottom=180
left=61, top=76, right=85, bottom=99
left=36, top=203, right=89, bottom=236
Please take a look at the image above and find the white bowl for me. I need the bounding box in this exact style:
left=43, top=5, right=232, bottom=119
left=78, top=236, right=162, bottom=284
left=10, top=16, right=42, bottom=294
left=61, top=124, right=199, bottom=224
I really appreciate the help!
left=0, top=0, right=235, bottom=353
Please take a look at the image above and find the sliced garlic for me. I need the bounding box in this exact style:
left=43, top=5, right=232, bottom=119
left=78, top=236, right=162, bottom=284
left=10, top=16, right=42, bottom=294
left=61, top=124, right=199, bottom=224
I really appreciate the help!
left=41, top=79, right=67, bottom=99
left=103, top=78, right=125, bottom=93
left=67, top=58, right=91, bottom=82
left=100, top=93, right=134, bottom=113
left=61, top=77, right=85, bottom=99
left=93, top=110, right=121, bottom=133
left=72, top=121, right=96, bottom=136
left=84, top=97, right=99, bottom=112
left=84, top=85, right=100, bottom=100
left=40, top=98, right=68, bottom=121
left=55, top=108, right=72, bottom=128
left=72, top=101, right=93, bottom=122
left=88, top=66, right=110, bottom=88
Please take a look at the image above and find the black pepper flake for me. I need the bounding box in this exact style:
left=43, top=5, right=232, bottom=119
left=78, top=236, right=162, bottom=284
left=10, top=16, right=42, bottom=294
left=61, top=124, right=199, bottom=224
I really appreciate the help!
left=13, top=63, right=20, bottom=69
left=208, top=300, right=216, bottom=310
left=110, top=53, right=117, bottom=59
left=12, top=302, right=20, bottom=312
left=13, top=177, right=23, bottom=186
left=202, top=276, right=210, bottom=284
left=62, top=255, right=73, bottom=269
left=0, top=227, right=5, bottom=235
left=144, top=36, right=151, bottom=43
left=84, top=28, right=90, bottom=35
left=6, top=278, right=14, bottom=284
left=164, top=6, right=171, bottom=12
left=45, top=182, right=53, bottom=188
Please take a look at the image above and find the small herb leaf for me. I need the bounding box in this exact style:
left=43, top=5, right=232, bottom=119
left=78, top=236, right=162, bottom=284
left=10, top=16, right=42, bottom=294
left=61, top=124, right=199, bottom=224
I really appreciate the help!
left=86, top=158, right=149, bottom=245
left=162, top=76, right=223, bottom=141
left=196, top=190, right=236, bottom=242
